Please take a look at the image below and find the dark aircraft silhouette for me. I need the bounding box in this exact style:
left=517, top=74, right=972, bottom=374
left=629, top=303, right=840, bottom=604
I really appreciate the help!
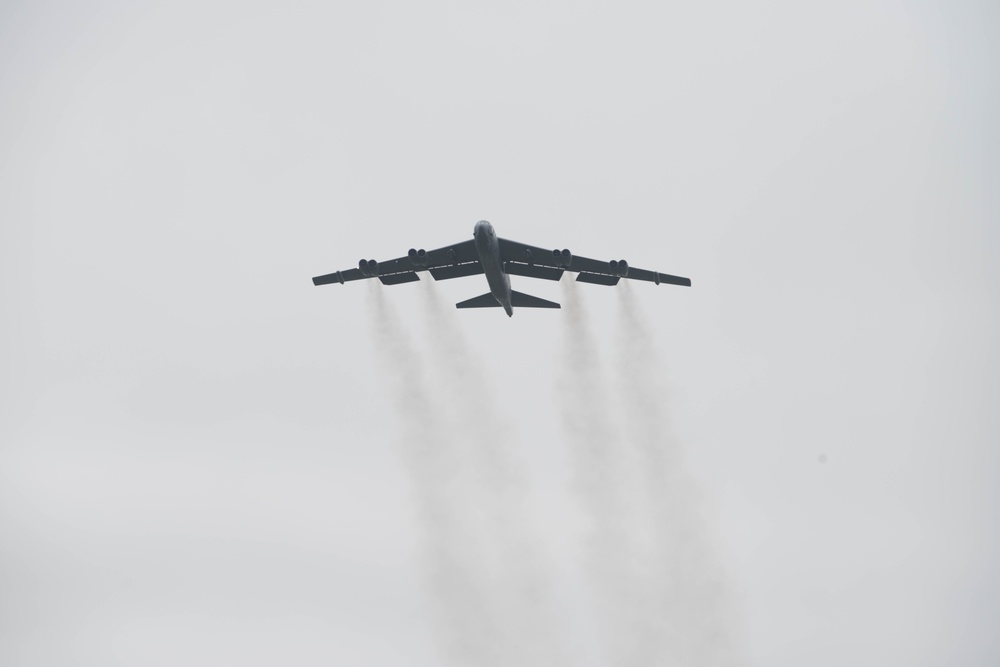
left=312, top=220, right=691, bottom=317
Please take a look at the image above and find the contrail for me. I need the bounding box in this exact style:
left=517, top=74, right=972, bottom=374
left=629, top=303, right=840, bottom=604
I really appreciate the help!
left=614, top=282, right=741, bottom=667
left=417, top=280, right=565, bottom=667
left=365, top=283, right=504, bottom=666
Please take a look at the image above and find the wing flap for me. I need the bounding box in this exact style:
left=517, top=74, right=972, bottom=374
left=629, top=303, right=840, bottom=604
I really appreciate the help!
left=504, top=262, right=564, bottom=281
left=379, top=272, right=420, bottom=285
left=430, top=262, right=485, bottom=281
left=576, top=272, right=620, bottom=286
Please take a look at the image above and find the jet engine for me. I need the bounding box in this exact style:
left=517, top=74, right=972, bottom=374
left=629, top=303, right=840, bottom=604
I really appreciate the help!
left=609, top=259, right=629, bottom=277
left=408, top=248, right=429, bottom=267
left=552, top=248, right=573, bottom=267
left=359, top=258, right=379, bottom=276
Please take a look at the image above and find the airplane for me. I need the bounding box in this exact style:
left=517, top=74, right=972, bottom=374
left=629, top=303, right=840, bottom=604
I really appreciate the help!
left=311, top=220, right=691, bottom=317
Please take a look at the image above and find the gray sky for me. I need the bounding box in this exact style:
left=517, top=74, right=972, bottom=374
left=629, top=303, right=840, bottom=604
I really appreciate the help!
left=1, top=1, right=998, bottom=665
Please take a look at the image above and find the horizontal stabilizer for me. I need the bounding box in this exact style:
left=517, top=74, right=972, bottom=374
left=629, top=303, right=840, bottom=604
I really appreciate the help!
left=430, top=262, right=484, bottom=281
left=455, top=293, right=501, bottom=309
left=510, top=291, right=560, bottom=309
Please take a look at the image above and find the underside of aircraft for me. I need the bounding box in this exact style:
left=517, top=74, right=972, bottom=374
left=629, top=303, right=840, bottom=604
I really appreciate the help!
left=312, top=221, right=691, bottom=317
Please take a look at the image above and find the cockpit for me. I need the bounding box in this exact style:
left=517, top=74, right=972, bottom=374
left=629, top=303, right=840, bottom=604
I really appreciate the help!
left=474, top=220, right=495, bottom=238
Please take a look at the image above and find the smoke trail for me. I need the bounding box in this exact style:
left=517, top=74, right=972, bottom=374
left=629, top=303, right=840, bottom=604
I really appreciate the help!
left=365, top=283, right=504, bottom=666
left=614, top=282, right=740, bottom=667
left=418, top=280, right=565, bottom=667
left=555, top=279, right=651, bottom=666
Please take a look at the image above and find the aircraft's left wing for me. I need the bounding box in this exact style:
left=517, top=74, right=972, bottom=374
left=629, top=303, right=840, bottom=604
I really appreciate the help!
left=497, top=238, right=691, bottom=287
left=313, top=239, right=481, bottom=286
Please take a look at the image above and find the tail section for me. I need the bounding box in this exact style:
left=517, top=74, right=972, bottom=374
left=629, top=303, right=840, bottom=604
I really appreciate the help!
left=455, top=291, right=561, bottom=312
left=455, top=293, right=502, bottom=309
left=510, top=291, right=560, bottom=309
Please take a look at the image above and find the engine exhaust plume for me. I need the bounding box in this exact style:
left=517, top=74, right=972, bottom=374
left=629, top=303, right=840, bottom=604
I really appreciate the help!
left=418, top=280, right=565, bottom=667
left=556, top=279, right=650, bottom=665
left=614, top=282, right=741, bottom=667
left=365, top=283, right=503, bottom=666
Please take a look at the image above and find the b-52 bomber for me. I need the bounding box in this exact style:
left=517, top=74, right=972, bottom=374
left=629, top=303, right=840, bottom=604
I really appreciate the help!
left=312, top=220, right=691, bottom=317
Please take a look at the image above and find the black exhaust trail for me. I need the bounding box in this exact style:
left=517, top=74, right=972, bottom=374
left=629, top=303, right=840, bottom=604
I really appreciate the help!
left=418, top=280, right=566, bottom=667
left=613, top=282, right=741, bottom=667
left=556, top=279, right=651, bottom=666
left=365, top=283, right=504, bottom=666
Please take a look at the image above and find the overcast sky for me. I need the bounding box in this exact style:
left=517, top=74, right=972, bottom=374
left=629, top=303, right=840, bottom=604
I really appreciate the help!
left=1, top=1, right=998, bottom=666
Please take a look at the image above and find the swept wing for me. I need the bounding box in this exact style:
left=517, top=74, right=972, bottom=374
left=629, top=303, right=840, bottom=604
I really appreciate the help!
left=497, top=238, right=691, bottom=287
left=312, top=239, right=480, bottom=286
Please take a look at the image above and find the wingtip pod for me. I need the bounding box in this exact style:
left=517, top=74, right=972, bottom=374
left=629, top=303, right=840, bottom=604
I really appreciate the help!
left=654, top=272, right=692, bottom=287
left=312, top=270, right=345, bottom=286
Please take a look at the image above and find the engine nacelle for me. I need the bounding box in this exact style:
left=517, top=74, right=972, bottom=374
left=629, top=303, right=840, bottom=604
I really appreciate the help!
left=609, top=259, right=628, bottom=277
left=552, top=248, right=573, bottom=267
left=359, top=258, right=379, bottom=276
left=408, top=248, right=428, bottom=267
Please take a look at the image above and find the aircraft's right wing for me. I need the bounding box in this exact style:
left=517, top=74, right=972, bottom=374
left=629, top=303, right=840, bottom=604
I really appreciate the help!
left=313, top=238, right=482, bottom=286
left=497, top=238, right=691, bottom=287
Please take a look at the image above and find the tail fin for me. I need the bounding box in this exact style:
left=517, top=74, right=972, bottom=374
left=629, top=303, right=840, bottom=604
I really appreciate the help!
left=510, top=291, right=560, bottom=309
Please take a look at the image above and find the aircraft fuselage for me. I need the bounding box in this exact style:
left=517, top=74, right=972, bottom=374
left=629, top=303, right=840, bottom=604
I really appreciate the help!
left=473, top=220, right=513, bottom=317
